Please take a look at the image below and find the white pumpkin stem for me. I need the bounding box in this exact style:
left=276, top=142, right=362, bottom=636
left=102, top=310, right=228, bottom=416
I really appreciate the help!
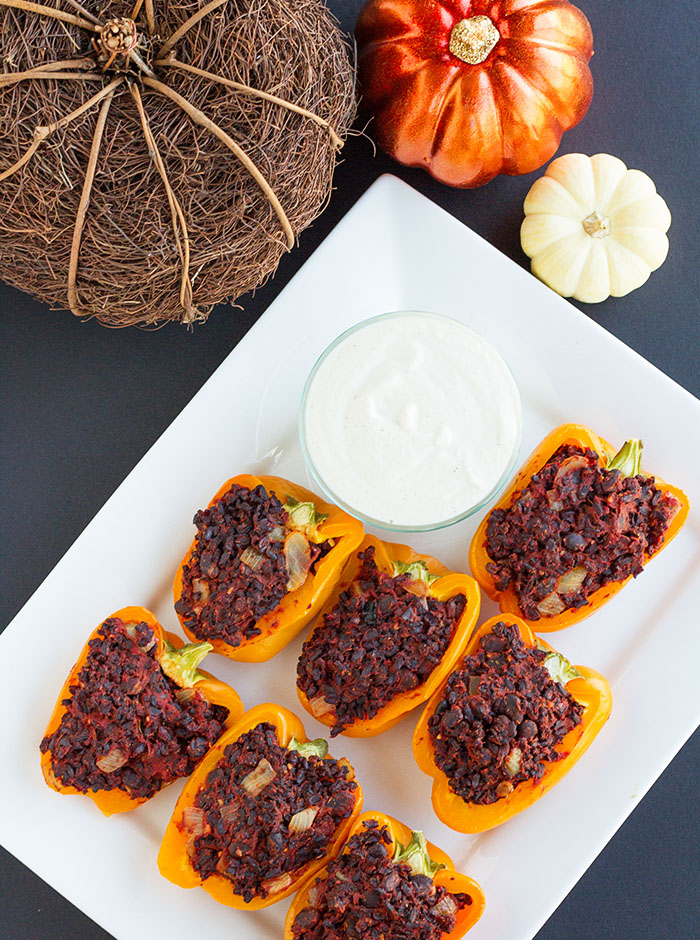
left=449, top=16, right=500, bottom=65
left=582, top=210, right=610, bottom=238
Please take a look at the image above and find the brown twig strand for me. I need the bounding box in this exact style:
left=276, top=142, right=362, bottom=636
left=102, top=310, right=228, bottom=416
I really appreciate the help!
left=156, top=0, right=228, bottom=59
left=0, top=0, right=98, bottom=31
left=0, top=79, right=122, bottom=182
left=143, top=76, right=295, bottom=249
left=67, top=85, right=119, bottom=315
left=61, top=0, right=101, bottom=26
left=158, top=57, right=344, bottom=150
left=0, top=59, right=99, bottom=87
left=130, top=83, right=198, bottom=322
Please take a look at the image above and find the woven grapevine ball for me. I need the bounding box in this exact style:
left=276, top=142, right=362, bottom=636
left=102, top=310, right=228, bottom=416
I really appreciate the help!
left=0, top=0, right=356, bottom=326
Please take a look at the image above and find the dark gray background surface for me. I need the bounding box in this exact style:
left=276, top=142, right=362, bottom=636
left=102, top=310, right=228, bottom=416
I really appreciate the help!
left=1, top=0, right=699, bottom=937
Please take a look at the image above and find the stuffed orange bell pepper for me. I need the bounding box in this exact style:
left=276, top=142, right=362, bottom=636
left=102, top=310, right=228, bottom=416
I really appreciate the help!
left=413, top=613, right=611, bottom=832
left=158, top=703, right=363, bottom=910
left=297, top=535, right=480, bottom=737
left=174, top=474, right=363, bottom=661
left=40, top=606, right=243, bottom=816
left=469, top=424, right=689, bottom=631
left=285, top=810, right=485, bottom=940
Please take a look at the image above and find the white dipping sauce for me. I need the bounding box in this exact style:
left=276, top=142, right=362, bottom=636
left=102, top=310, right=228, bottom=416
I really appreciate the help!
left=301, top=312, right=521, bottom=528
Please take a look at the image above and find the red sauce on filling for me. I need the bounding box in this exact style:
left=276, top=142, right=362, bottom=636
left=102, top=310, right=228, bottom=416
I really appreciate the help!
left=485, top=444, right=680, bottom=619
left=428, top=622, right=583, bottom=805
left=297, top=547, right=466, bottom=735
left=291, top=820, right=471, bottom=940
left=184, top=722, right=357, bottom=902
left=40, top=618, right=229, bottom=800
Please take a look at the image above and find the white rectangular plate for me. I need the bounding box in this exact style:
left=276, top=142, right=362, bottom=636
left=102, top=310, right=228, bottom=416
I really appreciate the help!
left=1, top=174, right=698, bottom=940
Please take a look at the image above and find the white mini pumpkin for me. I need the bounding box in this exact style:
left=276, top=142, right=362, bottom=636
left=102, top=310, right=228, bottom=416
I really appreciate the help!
left=521, top=153, right=671, bottom=303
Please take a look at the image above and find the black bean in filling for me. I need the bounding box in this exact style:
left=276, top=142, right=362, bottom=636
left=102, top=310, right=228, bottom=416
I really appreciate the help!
left=485, top=444, right=680, bottom=620
left=40, top=618, right=229, bottom=800
left=290, top=820, right=471, bottom=940
left=185, top=722, right=357, bottom=902
left=297, top=547, right=466, bottom=736
left=428, top=622, right=583, bottom=805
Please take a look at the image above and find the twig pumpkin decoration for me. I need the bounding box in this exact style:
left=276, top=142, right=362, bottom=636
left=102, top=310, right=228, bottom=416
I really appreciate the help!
left=0, top=0, right=356, bottom=326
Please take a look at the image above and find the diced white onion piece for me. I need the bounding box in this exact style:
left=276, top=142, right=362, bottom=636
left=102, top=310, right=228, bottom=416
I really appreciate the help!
left=496, top=780, right=514, bottom=798
left=284, top=531, right=312, bottom=591
left=536, top=592, right=566, bottom=617
left=288, top=806, right=319, bottom=833
left=220, top=801, right=240, bottom=825
left=192, top=577, right=210, bottom=603
left=175, top=687, right=197, bottom=705
left=555, top=565, right=587, bottom=595
left=553, top=455, right=588, bottom=487
left=268, top=525, right=285, bottom=542
left=240, top=547, right=265, bottom=572
left=140, top=635, right=157, bottom=652
left=241, top=758, right=277, bottom=796
left=124, top=623, right=138, bottom=638
left=308, top=695, right=335, bottom=718
left=433, top=893, right=458, bottom=918
left=546, top=492, right=564, bottom=511
left=505, top=747, right=522, bottom=777
left=262, top=872, right=292, bottom=894
left=182, top=805, right=208, bottom=837
left=96, top=747, right=127, bottom=773
left=307, top=882, right=322, bottom=908
left=404, top=579, right=428, bottom=598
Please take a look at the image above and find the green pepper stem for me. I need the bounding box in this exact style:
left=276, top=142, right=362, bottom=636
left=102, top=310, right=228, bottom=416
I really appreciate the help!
left=392, top=559, right=439, bottom=586
left=606, top=439, right=642, bottom=477
left=393, top=830, right=445, bottom=877
left=159, top=640, right=212, bottom=689
left=288, top=736, right=329, bottom=759
left=283, top=497, right=328, bottom=539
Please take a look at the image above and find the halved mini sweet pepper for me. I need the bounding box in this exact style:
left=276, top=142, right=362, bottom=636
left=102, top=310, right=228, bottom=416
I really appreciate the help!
left=284, top=810, right=485, bottom=940
left=157, top=703, right=363, bottom=910
left=40, top=606, right=243, bottom=816
left=174, top=474, right=364, bottom=661
left=469, top=424, right=689, bottom=631
left=413, top=613, right=612, bottom=832
left=297, top=535, right=481, bottom=736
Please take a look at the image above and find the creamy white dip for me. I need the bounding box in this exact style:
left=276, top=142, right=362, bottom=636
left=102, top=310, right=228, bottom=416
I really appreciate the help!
left=301, top=312, right=521, bottom=528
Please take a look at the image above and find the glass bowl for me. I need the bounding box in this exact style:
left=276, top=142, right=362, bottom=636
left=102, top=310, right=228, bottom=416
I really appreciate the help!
left=299, top=310, right=522, bottom=532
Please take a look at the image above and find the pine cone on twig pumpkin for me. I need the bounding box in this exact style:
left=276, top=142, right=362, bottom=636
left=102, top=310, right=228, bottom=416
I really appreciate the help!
left=0, top=0, right=356, bottom=326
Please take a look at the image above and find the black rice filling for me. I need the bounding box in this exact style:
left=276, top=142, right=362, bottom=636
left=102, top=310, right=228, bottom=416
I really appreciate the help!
left=40, top=618, right=229, bottom=800
left=187, top=722, right=357, bottom=902
left=297, top=547, right=466, bottom=736
left=176, top=482, right=290, bottom=646
left=428, top=622, right=583, bottom=804
left=290, top=820, right=471, bottom=940
left=485, top=444, right=680, bottom=619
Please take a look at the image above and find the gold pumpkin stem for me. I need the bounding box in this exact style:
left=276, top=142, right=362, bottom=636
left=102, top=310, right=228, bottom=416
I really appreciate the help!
left=67, top=84, right=119, bottom=316
left=157, top=56, right=344, bottom=150
left=130, top=83, right=198, bottom=322
left=142, top=75, right=295, bottom=249
left=449, top=15, right=500, bottom=65
left=582, top=210, right=611, bottom=238
left=0, top=0, right=99, bottom=32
